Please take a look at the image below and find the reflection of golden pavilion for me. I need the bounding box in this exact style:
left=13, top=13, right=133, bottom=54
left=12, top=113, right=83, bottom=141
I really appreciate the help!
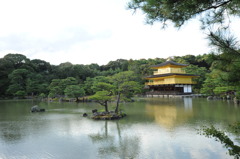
left=146, top=100, right=193, bottom=129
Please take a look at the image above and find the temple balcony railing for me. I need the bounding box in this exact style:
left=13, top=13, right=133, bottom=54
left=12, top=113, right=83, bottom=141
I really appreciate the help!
left=145, top=81, right=197, bottom=85
left=153, top=70, right=186, bottom=75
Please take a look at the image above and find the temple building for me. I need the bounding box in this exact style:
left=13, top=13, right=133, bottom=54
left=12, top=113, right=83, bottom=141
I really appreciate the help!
left=145, top=61, right=199, bottom=95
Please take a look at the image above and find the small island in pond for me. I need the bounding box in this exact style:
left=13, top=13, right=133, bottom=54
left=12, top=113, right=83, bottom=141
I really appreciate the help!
left=90, top=109, right=126, bottom=120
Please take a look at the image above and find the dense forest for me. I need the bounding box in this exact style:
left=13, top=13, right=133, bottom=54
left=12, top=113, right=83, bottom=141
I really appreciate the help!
left=1, top=52, right=239, bottom=100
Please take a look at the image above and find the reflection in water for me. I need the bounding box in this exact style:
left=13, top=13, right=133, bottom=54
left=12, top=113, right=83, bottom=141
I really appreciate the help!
left=146, top=98, right=193, bottom=129
left=1, top=99, right=239, bottom=159
left=0, top=122, right=23, bottom=142
left=198, top=125, right=240, bottom=158
left=183, top=98, right=192, bottom=110
left=89, top=121, right=140, bottom=159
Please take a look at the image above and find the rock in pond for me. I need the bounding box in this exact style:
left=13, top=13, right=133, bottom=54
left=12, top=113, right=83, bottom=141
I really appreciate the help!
left=31, top=105, right=45, bottom=113
left=92, top=109, right=98, bottom=113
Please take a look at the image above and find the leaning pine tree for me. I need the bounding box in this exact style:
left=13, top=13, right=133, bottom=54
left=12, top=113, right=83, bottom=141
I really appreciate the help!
left=89, top=82, right=114, bottom=113
left=111, top=71, right=141, bottom=113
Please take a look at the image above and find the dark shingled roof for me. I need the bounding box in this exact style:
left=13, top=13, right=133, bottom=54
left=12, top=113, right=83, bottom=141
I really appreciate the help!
left=145, top=73, right=199, bottom=79
left=151, top=61, right=188, bottom=68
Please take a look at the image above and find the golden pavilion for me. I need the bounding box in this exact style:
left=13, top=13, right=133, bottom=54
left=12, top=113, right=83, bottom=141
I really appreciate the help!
left=145, top=61, right=199, bottom=95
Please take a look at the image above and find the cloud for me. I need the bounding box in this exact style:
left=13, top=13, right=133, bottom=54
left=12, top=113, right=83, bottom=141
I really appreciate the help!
left=0, top=0, right=214, bottom=65
left=0, top=25, right=112, bottom=58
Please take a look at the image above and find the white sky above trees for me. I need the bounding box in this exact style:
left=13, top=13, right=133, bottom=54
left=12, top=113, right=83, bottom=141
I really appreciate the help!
left=0, top=0, right=239, bottom=65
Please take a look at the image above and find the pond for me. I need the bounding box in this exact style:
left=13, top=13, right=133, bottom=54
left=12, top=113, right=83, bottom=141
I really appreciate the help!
left=0, top=97, right=240, bottom=159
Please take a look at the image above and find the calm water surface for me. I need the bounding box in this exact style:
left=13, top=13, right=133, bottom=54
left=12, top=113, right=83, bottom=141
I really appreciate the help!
left=0, top=98, right=240, bottom=159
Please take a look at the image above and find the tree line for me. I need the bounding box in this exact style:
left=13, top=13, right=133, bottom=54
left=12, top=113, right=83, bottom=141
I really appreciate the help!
left=1, top=52, right=237, bottom=100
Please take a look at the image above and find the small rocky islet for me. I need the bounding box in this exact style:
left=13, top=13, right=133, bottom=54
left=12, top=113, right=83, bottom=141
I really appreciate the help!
left=83, top=109, right=126, bottom=120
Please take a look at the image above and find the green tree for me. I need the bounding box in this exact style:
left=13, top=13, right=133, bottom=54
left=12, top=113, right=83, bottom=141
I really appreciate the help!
left=111, top=71, right=142, bottom=113
left=207, top=31, right=240, bottom=86
left=83, top=77, right=96, bottom=95
left=7, top=69, right=29, bottom=96
left=64, top=85, right=85, bottom=102
left=72, top=64, right=96, bottom=82
left=4, top=53, right=31, bottom=69
left=83, top=76, right=111, bottom=95
left=15, top=90, right=27, bottom=98
left=0, top=53, right=56, bottom=98
left=199, top=124, right=240, bottom=158
left=61, top=77, right=78, bottom=88
left=89, top=82, right=114, bottom=112
left=200, top=70, right=226, bottom=95
left=0, top=58, right=14, bottom=97
left=26, top=73, right=49, bottom=96
left=184, top=64, right=208, bottom=93
left=57, top=62, right=74, bottom=78
left=39, top=93, right=46, bottom=99
left=54, top=62, right=97, bottom=81
left=0, top=54, right=33, bottom=97
left=48, top=77, right=78, bottom=97
left=101, top=59, right=129, bottom=72
left=48, top=79, right=62, bottom=97
left=128, top=0, right=240, bottom=28
left=119, top=81, right=142, bottom=101
left=31, top=59, right=52, bottom=73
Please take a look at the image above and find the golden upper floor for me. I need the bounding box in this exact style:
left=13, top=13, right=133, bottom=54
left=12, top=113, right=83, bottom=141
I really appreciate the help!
left=151, top=61, right=188, bottom=75
left=154, top=67, right=185, bottom=75
left=145, top=61, right=199, bottom=85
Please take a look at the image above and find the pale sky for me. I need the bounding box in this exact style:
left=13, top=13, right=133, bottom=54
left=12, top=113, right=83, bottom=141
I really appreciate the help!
left=0, top=0, right=238, bottom=65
